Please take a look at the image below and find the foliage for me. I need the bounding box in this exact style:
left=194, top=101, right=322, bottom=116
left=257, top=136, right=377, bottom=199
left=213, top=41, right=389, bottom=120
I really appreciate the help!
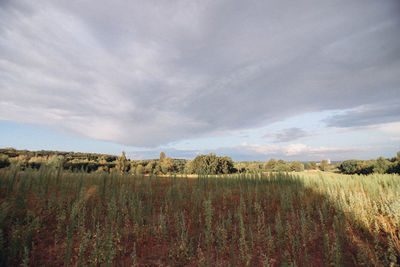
left=387, top=162, right=400, bottom=174
left=319, top=160, right=329, bottom=171
left=159, top=152, right=166, bottom=162
left=338, top=153, right=399, bottom=175
left=0, top=155, right=10, bottom=169
left=135, top=164, right=145, bottom=176
left=116, top=152, right=129, bottom=173
left=160, top=157, right=174, bottom=174
left=185, top=153, right=235, bottom=174
left=290, top=161, right=304, bottom=172
left=374, top=157, right=389, bottom=174
left=354, top=160, right=374, bottom=175
left=263, top=158, right=277, bottom=171
left=310, top=161, right=317, bottom=169
left=339, top=160, right=361, bottom=174
left=273, top=162, right=291, bottom=172
left=1, top=148, right=399, bottom=176
left=303, top=162, right=312, bottom=170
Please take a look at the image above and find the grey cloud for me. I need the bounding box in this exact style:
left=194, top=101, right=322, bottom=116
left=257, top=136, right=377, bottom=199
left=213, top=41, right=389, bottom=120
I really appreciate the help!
left=1, top=0, right=400, bottom=147
left=264, top=128, right=309, bottom=143
left=327, top=103, right=400, bottom=128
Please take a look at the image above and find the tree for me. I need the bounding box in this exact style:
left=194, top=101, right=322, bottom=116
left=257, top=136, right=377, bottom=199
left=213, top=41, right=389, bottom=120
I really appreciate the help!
left=273, top=162, right=291, bottom=172
left=374, top=157, right=389, bottom=174
left=173, top=159, right=187, bottom=174
left=116, top=151, right=129, bottom=173
left=339, top=160, right=359, bottom=174
left=290, top=161, right=304, bottom=172
left=0, top=154, right=10, bottom=169
left=184, top=160, right=193, bottom=174
left=310, top=161, right=317, bottom=169
left=157, top=152, right=174, bottom=174
left=136, top=164, right=145, bottom=176
left=153, top=165, right=162, bottom=175
left=387, top=162, right=400, bottom=174
left=355, top=161, right=374, bottom=175
left=129, top=165, right=137, bottom=175
left=160, top=157, right=174, bottom=174
left=186, top=154, right=235, bottom=175
left=303, top=162, right=312, bottom=170
left=145, top=161, right=155, bottom=174
left=319, top=160, right=329, bottom=171
left=263, top=158, right=277, bottom=171
left=160, top=152, right=166, bottom=162
left=48, top=155, right=65, bottom=170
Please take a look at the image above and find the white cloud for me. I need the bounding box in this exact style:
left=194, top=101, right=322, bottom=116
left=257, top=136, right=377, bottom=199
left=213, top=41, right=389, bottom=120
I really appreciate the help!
left=240, top=142, right=363, bottom=157
left=376, top=122, right=400, bottom=136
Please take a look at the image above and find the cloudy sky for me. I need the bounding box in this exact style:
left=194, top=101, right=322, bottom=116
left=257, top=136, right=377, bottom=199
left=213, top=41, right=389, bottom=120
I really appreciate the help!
left=1, top=0, right=399, bottom=161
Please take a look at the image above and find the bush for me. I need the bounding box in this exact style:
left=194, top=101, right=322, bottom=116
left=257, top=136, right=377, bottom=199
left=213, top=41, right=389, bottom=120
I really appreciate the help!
left=273, top=162, right=291, bottom=172
left=355, top=161, right=375, bottom=175
left=387, top=162, right=400, bottom=174
left=338, top=160, right=359, bottom=174
left=290, top=161, right=304, bottom=172
left=0, top=154, right=10, bottom=168
left=374, top=157, right=390, bottom=174
left=186, top=153, right=235, bottom=175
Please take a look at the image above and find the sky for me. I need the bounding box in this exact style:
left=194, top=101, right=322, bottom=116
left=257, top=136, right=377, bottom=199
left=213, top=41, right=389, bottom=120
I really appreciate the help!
left=0, top=0, right=399, bottom=161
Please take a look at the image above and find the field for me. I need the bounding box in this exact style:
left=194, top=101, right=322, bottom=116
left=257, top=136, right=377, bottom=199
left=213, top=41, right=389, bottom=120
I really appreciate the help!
left=0, top=167, right=399, bottom=266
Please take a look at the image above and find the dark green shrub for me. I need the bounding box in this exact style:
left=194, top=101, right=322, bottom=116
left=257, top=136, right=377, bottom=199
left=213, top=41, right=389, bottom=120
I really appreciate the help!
left=0, top=155, right=10, bottom=169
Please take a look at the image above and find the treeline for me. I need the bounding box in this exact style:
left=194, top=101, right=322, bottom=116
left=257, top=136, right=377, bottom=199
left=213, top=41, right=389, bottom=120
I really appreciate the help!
left=1, top=147, right=399, bottom=175
left=234, top=159, right=337, bottom=173
left=0, top=148, right=308, bottom=175
left=0, top=148, right=118, bottom=172
left=0, top=148, right=187, bottom=175
left=338, top=152, right=400, bottom=175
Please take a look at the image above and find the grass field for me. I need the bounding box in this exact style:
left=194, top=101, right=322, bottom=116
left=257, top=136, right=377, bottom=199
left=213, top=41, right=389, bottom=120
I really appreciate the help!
left=0, top=167, right=399, bottom=266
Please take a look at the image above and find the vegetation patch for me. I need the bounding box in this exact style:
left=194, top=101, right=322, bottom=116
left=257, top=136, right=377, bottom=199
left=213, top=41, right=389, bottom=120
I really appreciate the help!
left=0, top=165, right=399, bottom=266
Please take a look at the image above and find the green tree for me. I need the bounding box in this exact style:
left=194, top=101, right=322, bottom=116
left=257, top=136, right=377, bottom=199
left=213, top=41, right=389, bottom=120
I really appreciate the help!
left=116, top=152, right=129, bottom=173
left=387, top=162, right=400, bottom=174
left=0, top=154, right=10, bottom=169
left=263, top=158, right=277, bottom=171
left=319, top=160, right=329, bottom=171
left=273, top=161, right=291, bottom=172
left=355, top=160, right=374, bottom=175
left=290, top=161, right=304, bottom=172
left=186, top=154, right=235, bottom=175
left=183, top=160, right=193, bottom=174
left=129, top=165, right=137, bottom=175
left=303, top=162, right=312, bottom=170
left=159, top=152, right=166, bottom=162
left=49, top=155, right=65, bottom=170
left=339, top=160, right=359, bottom=174
left=310, top=161, right=317, bottom=169
left=374, top=157, right=389, bottom=174
left=145, top=161, right=155, bottom=174
left=160, top=157, right=174, bottom=174
left=153, top=165, right=162, bottom=175
left=136, top=164, right=145, bottom=176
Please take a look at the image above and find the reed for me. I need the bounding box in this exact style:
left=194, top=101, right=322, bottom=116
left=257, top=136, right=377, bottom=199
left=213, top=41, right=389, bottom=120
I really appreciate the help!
left=0, top=167, right=398, bottom=265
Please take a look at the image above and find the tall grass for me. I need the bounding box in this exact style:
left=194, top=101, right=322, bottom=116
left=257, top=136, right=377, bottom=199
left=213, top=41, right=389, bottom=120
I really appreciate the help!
left=0, top=166, right=398, bottom=266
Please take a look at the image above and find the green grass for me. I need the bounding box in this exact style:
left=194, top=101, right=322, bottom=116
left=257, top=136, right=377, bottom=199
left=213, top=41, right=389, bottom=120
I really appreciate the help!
left=0, top=166, right=399, bottom=266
